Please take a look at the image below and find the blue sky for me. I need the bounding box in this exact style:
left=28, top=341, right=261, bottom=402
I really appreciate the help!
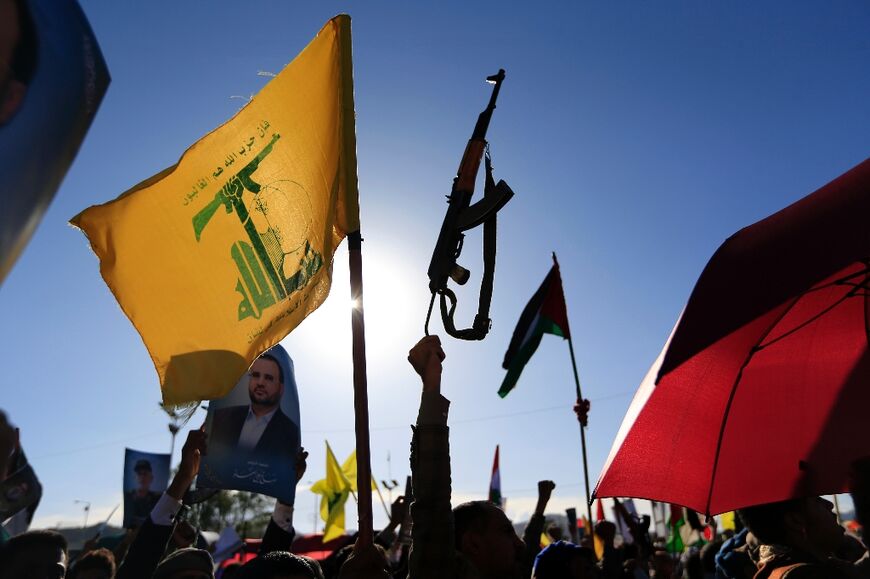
left=2, top=1, right=869, bottom=532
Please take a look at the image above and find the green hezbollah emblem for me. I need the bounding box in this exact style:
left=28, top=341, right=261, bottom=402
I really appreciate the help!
left=192, top=133, right=323, bottom=321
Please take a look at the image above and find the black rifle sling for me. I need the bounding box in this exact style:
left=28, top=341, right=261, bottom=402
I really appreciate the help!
left=439, top=150, right=499, bottom=340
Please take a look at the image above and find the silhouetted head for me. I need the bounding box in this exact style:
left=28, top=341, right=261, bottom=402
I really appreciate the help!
left=533, top=541, right=598, bottom=579
left=239, top=551, right=315, bottom=579
left=737, top=496, right=844, bottom=558
left=453, top=500, right=524, bottom=579
left=67, top=547, right=116, bottom=579
left=0, top=529, right=67, bottom=578
left=152, top=547, right=213, bottom=579
left=546, top=522, right=564, bottom=542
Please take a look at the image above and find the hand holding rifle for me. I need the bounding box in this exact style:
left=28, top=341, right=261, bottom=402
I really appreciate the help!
left=408, top=335, right=445, bottom=394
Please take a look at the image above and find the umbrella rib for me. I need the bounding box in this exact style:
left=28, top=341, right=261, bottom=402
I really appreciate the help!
left=802, top=265, right=870, bottom=293
left=705, top=264, right=870, bottom=514
left=703, top=294, right=804, bottom=516
left=756, top=290, right=855, bottom=352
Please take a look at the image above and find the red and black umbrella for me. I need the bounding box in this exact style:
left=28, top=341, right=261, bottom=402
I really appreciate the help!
left=595, top=158, right=870, bottom=515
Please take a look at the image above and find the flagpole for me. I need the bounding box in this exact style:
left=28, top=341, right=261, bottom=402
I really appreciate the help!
left=554, top=252, right=595, bottom=534
left=374, top=483, right=392, bottom=520
left=348, top=230, right=374, bottom=547
left=567, top=333, right=594, bottom=534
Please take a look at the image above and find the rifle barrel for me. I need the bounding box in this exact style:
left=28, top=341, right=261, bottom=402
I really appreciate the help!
left=471, top=69, right=506, bottom=140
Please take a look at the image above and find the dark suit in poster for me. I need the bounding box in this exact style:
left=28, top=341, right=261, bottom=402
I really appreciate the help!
left=198, top=344, right=301, bottom=503
left=209, top=405, right=299, bottom=466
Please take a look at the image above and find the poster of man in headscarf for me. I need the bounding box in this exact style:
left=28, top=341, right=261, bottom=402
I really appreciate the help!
left=0, top=0, right=109, bottom=284
left=198, top=344, right=301, bottom=504
left=123, top=449, right=170, bottom=528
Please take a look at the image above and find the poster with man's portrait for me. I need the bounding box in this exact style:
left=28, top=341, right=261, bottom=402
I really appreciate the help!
left=0, top=0, right=109, bottom=283
left=198, top=343, right=301, bottom=504
left=123, top=449, right=170, bottom=528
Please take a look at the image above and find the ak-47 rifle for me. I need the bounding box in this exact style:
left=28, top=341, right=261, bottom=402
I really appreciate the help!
left=425, top=69, right=514, bottom=340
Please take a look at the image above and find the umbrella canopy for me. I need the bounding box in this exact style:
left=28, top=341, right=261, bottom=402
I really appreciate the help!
left=595, top=158, right=870, bottom=516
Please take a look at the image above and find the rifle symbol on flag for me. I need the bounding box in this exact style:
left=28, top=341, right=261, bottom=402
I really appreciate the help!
left=192, top=133, right=323, bottom=321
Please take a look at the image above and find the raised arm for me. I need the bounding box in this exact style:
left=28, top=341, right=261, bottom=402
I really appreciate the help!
left=406, top=336, right=456, bottom=579
left=522, top=479, right=556, bottom=570
left=116, top=427, right=205, bottom=579
left=260, top=447, right=309, bottom=554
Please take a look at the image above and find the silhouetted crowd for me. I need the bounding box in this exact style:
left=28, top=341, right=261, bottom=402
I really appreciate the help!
left=2, top=336, right=869, bottom=579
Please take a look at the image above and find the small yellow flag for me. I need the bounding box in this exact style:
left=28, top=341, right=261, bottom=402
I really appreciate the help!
left=311, top=441, right=352, bottom=542
left=71, top=15, right=359, bottom=405
left=593, top=532, right=605, bottom=561
left=540, top=531, right=552, bottom=548
left=341, top=449, right=378, bottom=492
left=720, top=511, right=736, bottom=531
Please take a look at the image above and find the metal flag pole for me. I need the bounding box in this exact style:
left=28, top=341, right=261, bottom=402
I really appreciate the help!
left=553, top=252, right=594, bottom=534
left=567, top=334, right=595, bottom=534
left=348, top=484, right=391, bottom=521
left=348, top=230, right=374, bottom=547
left=374, top=482, right=392, bottom=520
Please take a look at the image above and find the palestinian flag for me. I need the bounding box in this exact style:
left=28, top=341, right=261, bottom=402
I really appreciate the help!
left=488, top=445, right=502, bottom=506
left=666, top=504, right=686, bottom=553
left=499, top=257, right=570, bottom=397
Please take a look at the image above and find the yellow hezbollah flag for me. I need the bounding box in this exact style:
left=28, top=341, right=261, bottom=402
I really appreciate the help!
left=71, top=16, right=359, bottom=405
left=311, top=441, right=352, bottom=542
left=341, top=449, right=378, bottom=492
